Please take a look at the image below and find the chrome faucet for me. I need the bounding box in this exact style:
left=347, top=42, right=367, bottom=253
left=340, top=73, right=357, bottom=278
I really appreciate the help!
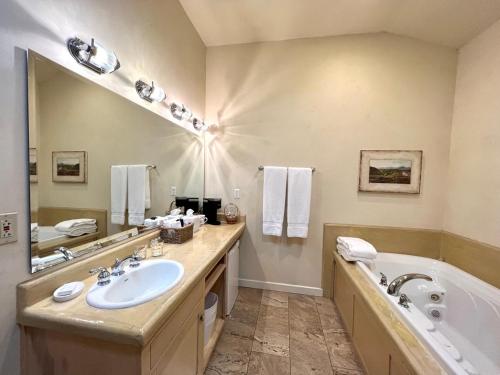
left=387, top=273, right=433, bottom=296
left=55, top=247, right=74, bottom=260
left=111, top=253, right=141, bottom=276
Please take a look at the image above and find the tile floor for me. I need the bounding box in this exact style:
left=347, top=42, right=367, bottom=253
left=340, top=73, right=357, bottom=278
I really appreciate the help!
left=205, top=287, right=364, bottom=375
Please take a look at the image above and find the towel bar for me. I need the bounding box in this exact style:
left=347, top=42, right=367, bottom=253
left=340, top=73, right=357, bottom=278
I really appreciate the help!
left=257, top=166, right=316, bottom=172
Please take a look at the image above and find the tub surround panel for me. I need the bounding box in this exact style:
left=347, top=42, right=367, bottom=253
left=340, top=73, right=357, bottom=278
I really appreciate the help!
left=441, top=231, right=500, bottom=289
left=323, top=224, right=442, bottom=298
left=323, top=224, right=500, bottom=297
left=17, top=223, right=245, bottom=346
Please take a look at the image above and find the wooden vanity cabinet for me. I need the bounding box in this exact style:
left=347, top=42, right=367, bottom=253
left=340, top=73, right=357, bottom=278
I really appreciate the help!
left=20, top=247, right=237, bottom=375
left=21, top=281, right=205, bottom=375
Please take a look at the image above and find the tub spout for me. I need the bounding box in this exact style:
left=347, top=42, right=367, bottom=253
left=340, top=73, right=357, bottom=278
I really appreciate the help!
left=387, top=273, right=433, bottom=296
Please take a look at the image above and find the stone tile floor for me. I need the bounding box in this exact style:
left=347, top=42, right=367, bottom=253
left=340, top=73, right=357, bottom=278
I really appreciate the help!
left=205, top=287, right=364, bottom=375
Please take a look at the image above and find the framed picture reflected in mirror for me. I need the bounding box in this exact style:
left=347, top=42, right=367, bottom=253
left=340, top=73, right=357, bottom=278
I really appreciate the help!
left=52, top=151, right=87, bottom=183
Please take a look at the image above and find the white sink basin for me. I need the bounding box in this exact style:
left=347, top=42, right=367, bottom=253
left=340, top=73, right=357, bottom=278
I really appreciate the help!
left=86, top=259, right=184, bottom=309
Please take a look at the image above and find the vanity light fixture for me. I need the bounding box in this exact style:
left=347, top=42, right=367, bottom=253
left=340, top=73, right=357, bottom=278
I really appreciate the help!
left=135, top=80, right=166, bottom=103
left=170, top=102, right=193, bottom=121
left=192, top=118, right=207, bottom=131
left=67, top=37, right=120, bottom=74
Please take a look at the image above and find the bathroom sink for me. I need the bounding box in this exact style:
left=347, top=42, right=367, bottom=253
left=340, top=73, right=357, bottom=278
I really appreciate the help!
left=86, top=259, right=184, bottom=309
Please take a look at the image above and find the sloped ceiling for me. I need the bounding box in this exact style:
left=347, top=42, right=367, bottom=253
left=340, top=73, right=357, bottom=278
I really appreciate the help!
left=179, top=0, right=500, bottom=48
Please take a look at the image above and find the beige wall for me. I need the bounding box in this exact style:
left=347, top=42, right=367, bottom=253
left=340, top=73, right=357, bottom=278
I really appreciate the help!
left=0, top=0, right=205, bottom=373
left=444, top=19, right=500, bottom=248
left=205, top=33, right=457, bottom=291
left=36, top=61, right=204, bottom=234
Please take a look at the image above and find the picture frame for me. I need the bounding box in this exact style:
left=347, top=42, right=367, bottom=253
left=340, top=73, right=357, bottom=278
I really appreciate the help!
left=29, top=148, right=38, bottom=183
left=52, top=151, right=87, bottom=183
left=358, top=150, right=422, bottom=194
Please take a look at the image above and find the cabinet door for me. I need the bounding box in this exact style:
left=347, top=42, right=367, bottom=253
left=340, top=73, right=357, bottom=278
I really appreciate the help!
left=333, top=261, right=355, bottom=334
left=156, top=310, right=200, bottom=375
left=352, top=296, right=391, bottom=374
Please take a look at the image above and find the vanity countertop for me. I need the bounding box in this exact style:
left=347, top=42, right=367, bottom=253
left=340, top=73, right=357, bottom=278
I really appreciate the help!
left=17, top=222, right=245, bottom=346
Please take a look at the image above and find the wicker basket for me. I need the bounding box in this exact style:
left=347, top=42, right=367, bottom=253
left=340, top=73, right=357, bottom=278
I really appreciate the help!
left=160, top=223, right=194, bottom=244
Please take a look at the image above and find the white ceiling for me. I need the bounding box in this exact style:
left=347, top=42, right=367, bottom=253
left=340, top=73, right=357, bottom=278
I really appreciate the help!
left=179, top=0, right=500, bottom=48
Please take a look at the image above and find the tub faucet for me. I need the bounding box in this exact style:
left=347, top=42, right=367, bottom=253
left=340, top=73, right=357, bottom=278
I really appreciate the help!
left=387, top=273, right=433, bottom=296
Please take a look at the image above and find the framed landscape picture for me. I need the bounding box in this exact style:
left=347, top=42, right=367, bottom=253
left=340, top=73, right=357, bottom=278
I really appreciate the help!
left=52, top=151, right=87, bottom=183
left=358, top=150, right=422, bottom=194
left=29, top=148, right=37, bottom=183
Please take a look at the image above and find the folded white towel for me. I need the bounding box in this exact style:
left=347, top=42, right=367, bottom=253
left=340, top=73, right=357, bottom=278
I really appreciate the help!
left=337, top=244, right=375, bottom=264
left=54, top=219, right=96, bottom=232
left=111, top=165, right=127, bottom=225
left=127, top=165, right=148, bottom=226
left=64, top=225, right=98, bottom=237
left=262, top=166, right=287, bottom=236
left=337, top=237, right=377, bottom=259
left=287, top=167, right=312, bottom=238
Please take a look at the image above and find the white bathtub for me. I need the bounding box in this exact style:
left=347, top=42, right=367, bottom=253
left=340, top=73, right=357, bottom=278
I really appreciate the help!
left=357, top=253, right=500, bottom=375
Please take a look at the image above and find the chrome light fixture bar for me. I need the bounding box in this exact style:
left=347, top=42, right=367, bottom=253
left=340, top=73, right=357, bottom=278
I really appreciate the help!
left=135, top=80, right=166, bottom=103
left=192, top=117, right=207, bottom=131
left=67, top=37, right=120, bottom=74
left=170, top=102, right=193, bottom=121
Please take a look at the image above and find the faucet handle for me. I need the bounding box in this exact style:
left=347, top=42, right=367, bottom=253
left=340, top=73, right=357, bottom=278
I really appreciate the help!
left=89, top=266, right=111, bottom=286
left=55, top=247, right=74, bottom=260
left=379, top=272, right=388, bottom=286
left=398, top=293, right=411, bottom=309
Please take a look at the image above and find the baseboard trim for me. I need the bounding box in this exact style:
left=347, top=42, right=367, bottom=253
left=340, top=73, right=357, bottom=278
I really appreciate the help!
left=238, top=278, right=323, bottom=296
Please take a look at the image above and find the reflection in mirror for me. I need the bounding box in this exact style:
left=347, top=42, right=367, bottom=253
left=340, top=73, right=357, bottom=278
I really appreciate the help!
left=27, top=51, right=204, bottom=273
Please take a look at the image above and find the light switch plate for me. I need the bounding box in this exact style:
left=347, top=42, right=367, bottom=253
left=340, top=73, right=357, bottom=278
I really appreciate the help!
left=0, top=212, right=17, bottom=245
left=233, top=188, right=240, bottom=200
left=170, top=186, right=176, bottom=196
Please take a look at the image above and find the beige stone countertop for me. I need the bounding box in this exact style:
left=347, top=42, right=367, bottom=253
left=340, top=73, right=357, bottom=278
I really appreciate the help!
left=333, top=251, right=446, bottom=374
left=17, top=223, right=245, bottom=347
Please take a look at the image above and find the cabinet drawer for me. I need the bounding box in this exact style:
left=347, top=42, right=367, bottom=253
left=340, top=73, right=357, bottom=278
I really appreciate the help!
left=150, top=281, right=204, bottom=367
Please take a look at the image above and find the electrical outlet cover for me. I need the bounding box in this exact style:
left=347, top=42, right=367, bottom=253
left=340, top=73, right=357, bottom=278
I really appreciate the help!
left=0, top=212, right=17, bottom=245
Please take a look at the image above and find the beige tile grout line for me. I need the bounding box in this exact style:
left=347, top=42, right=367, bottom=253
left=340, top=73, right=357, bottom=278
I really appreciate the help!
left=314, top=297, right=337, bottom=374
left=245, top=289, right=264, bottom=375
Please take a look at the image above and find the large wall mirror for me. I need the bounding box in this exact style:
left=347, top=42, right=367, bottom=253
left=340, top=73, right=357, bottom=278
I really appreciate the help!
left=27, top=51, right=204, bottom=273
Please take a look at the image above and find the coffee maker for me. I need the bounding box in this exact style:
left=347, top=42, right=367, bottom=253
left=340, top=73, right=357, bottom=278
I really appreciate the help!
left=203, top=198, right=221, bottom=225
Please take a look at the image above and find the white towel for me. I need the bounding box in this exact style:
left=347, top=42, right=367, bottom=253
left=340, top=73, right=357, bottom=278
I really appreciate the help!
left=263, top=166, right=287, bottom=236
left=128, top=165, right=148, bottom=226
left=337, top=237, right=377, bottom=259
left=65, top=226, right=98, bottom=237
left=287, top=167, right=312, bottom=238
left=54, top=219, right=96, bottom=232
left=111, top=166, right=127, bottom=225
left=145, top=168, right=151, bottom=210
left=337, top=244, right=375, bottom=265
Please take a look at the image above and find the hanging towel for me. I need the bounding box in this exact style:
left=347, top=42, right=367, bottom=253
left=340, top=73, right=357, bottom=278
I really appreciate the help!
left=127, top=165, right=148, bottom=226
left=287, top=167, right=312, bottom=238
left=111, top=166, right=127, bottom=225
left=262, top=166, right=287, bottom=236
left=145, top=167, right=151, bottom=210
